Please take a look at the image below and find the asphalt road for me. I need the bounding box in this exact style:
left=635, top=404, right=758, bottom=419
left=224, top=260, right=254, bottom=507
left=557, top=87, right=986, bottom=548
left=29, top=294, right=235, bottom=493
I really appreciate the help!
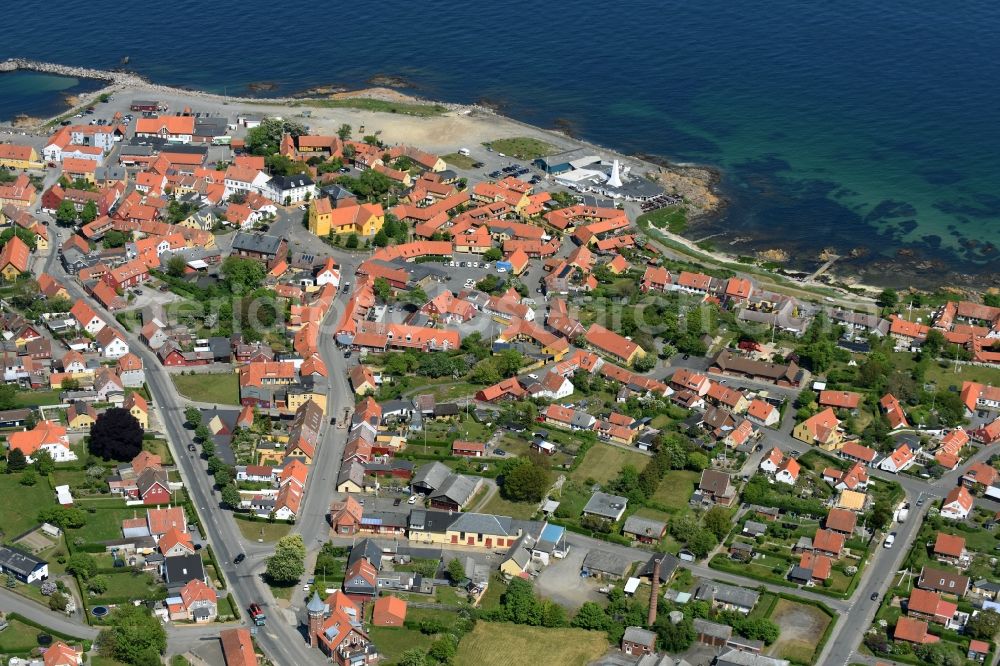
left=0, top=588, right=99, bottom=640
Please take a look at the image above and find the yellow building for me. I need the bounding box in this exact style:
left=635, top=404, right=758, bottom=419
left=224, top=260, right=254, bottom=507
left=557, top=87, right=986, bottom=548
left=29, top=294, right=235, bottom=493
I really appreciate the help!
left=66, top=403, right=96, bottom=430
left=310, top=198, right=385, bottom=237
left=0, top=145, right=40, bottom=170
left=792, top=408, right=844, bottom=451
left=125, top=393, right=149, bottom=429
left=286, top=389, right=327, bottom=414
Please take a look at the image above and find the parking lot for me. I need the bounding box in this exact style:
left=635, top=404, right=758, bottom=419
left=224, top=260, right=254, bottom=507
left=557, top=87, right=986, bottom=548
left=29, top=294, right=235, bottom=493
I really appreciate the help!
left=533, top=545, right=608, bottom=610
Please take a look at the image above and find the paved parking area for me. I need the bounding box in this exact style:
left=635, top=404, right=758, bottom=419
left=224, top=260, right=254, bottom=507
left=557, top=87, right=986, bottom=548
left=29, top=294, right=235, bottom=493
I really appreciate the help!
left=534, top=545, right=606, bottom=610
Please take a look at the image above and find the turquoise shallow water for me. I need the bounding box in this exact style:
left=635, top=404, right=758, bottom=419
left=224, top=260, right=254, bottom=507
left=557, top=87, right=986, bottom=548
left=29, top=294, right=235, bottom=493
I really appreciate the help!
left=0, top=71, right=104, bottom=123
left=3, top=0, right=998, bottom=285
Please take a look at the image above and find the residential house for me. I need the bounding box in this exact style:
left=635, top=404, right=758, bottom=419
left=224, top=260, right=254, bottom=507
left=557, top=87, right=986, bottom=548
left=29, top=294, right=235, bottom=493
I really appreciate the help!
left=582, top=491, right=629, bottom=522
left=941, top=486, right=973, bottom=520
left=793, top=408, right=843, bottom=450
left=695, top=580, right=759, bottom=614
left=917, top=566, right=970, bottom=596
left=696, top=470, right=736, bottom=506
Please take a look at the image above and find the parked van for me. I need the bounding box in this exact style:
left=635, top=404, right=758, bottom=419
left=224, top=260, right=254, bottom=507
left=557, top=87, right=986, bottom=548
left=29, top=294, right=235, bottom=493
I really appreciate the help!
left=458, top=148, right=471, bottom=156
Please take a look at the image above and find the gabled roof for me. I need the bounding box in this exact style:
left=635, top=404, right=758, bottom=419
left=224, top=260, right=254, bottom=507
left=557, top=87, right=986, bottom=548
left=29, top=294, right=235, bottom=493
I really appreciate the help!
left=933, top=532, right=965, bottom=558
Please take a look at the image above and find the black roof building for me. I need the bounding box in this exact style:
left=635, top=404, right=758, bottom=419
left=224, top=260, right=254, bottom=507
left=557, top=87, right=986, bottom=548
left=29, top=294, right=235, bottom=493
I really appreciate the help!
left=162, top=553, right=206, bottom=592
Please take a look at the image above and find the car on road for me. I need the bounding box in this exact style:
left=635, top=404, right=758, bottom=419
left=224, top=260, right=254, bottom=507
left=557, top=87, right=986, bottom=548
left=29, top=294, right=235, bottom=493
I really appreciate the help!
left=494, top=449, right=506, bottom=456
left=682, top=353, right=690, bottom=359
left=187, top=443, right=196, bottom=452
left=870, top=592, right=879, bottom=601
left=343, top=350, right=352, bottom=358
left=884, top=533, right=895, bottom=548
left=234, top=553, right=246, bottom=565
left=393, top=498, right=402, bottom=506
left=299, top=204, right=307, bottom=210
left=408, top=495, right=418, bottom=504
left=472, top=162, right=485, bottom=168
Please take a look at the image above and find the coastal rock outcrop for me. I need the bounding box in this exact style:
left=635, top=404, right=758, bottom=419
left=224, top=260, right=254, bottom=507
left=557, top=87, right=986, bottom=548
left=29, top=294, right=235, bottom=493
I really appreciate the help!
left=655, top=166, right=720, bottom=217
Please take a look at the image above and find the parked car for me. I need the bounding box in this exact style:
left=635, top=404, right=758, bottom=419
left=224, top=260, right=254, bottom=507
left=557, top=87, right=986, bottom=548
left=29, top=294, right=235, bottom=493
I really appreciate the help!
left=234, top=553, right=246, bottom=565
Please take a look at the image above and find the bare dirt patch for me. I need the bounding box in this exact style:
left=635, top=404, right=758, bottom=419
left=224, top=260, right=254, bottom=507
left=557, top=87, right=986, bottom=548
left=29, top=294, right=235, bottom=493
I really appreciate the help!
left=767, top=598, right=831, bottom=664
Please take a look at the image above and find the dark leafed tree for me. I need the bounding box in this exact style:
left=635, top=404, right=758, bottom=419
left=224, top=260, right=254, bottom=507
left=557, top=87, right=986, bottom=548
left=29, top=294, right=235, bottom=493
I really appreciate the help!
left=88, top=408, right=143, bottom=461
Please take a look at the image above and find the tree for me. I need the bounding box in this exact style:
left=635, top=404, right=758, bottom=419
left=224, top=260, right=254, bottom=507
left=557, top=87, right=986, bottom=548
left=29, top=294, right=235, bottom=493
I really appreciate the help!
left=20, top=468, right=37, bottom=486
left=373, top=229, right=389, bottom=247
left=49, top=591, right=68, bottom=612
left=965, top=609, right=1000, bottom=640
left=6, top=447, right=26, bottom=472
left=56, top=200, right=77, bottom=226
left=540, top=600, right=567, bottom=627
left=468, top=359, right=501, bottom=385
left=654, top=615, right=695, bottom=652
left=345, top=233, right=359, bottom=249
left=88, top=574, right=110, bottom=594
left=703, top=506, right=731, bottom=541
left=67, top=553, right=97, bottom=579
left=447, top=558, right=466, bottom=584
left=221, top=257, right=266, bottom=294
left=498, top=577, right=542, bottom=625
left=374, top=277, right=392, bottom=302
left=185, top=407, right=202, bottom=427
left=915, top=641, right=963, bottom=666
left=80, top=200, right=98, bottom=224
left=89, top=408, right=143, bottom=461
left=686, top=529, right=717, bottom=558
left=97, top=605, right=167, bottom=665
left=483, top=248, right=502, bottom=262
left=266, top=534, right=306, bottom=584
left=877, top=288, right=899, bottom=309
left=501, top=461, right=549, bottom=503
left=221, top=485, right=242, bottom=510
left=33, top=449, right=55, bottom=476
left=38, top=506, right=87, bottom=529
left=167, top=255, right=187, bottom=278
left=337, top=124, right=353, bottom=141
left=633, top=353, right=657, bottom=372
left=245, top=118, right=306, bottom=155
left=427, top=635, right=458, bottom=663
left=572, top=602, right=610, bottom=631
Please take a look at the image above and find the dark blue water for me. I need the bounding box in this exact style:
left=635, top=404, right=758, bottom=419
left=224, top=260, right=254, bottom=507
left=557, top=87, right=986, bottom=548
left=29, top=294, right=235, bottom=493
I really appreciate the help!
left=4, top=0, right=999, bottom=285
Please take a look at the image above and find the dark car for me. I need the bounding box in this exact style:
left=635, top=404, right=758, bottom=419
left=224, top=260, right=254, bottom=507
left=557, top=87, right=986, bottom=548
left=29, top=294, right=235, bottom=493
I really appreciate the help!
left=870, top=592, right=878, bottom=601
left=187, top=443, right=196, bottom=452
left=393, top=498, right=402, bottom=506
left=494, top=449, right=506, bottom=456
left=234, top=553, right=246, bottom=565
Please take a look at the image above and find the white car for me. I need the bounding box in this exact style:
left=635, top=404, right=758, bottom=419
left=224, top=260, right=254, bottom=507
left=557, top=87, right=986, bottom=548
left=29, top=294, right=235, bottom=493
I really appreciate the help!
left=497, top=267, right=507, bottom=273
left=407, top=496, right=419, bottom=504
left=472, top=262, right=480, bottom=268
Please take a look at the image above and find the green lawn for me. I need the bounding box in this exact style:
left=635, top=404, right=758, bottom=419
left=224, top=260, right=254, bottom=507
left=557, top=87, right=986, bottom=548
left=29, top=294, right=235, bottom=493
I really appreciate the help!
left=637, top=206, right=688, bottom=234
left=442, top=153, right=477, bottom=169
left=143, top=438, right=174, bottom=465
left=482, top=137, right=554, bottom=161
left=0, top=618, right=47, bottom=653
left=368, top=625, right=439, bottom=664
left=92, top=571, right=165, bottom=603
left=171, top=373, right=240, bottom=405
left=650, top=470, right=699, bottom=511
left=455, top=623, right=608, bottom=666
left=234, top=518, right=293, bottom=543
left=891, top=352, right=1000, bottom=389
left=297, top=98, right=448, bottom=117
left=0, top=474, right=56, bottom=538
left=481, top=493, right=539, bottom=520
left=65, top=505, right=135, bottom=544
left=14, top=389, right=62, bottom=407
left=570, top=444, right=649, bottom=486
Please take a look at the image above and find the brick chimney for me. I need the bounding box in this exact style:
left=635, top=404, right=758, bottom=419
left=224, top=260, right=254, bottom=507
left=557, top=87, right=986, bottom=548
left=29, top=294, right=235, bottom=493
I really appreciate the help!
left=647, top=556, right=661, bottom=626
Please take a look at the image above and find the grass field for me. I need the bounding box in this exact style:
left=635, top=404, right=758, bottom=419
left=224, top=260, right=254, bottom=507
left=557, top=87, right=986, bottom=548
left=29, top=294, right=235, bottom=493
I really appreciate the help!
left=143, top=438, right=174, bottom=465
left=0, top=474, right=55, bottom=539
left=455, top=623, right=608, bottom=666
left=93, top=571, right=165, bottom=603
left=650, top=470, right=699, bottom=511
left=368, top=625, right=438, bottom=664
left=767, top=598, right=832, bottom=664
left=482, top=137, right=554, bottom=160
left=570, top=444, right=649, bottom=485
left=297, top=98, right=448, bottom=117
left=891, top=352, right=1000, bottom=389
left=66, top=505, right=135, bottom=544
left=235, top=518, right=293, bottom=543
left=0, top=617, right=45, bottom=653
left=638, top=206, right=688, bottom=234
left=14, top=389, right=62, bottom=407
left=442, top=152, right=477, bottom=169
left=171, top=373, right=240, bottom=405
left=481, top=493, right=539, bottom=520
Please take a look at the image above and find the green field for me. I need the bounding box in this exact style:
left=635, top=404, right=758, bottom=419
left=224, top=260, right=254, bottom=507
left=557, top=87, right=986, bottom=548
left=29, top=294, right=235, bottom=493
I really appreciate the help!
left=570, top=444, right=649, bottom=486
left=0, top=617, right=47, bottom=654
left=0, top=474, right=56, bottom=538
left=235, top=517, right=293, bottom=543
left=93, top=571, right=165, bottom=603
left=442, top=152, right=477, bottom=169
left=14, top=389, right=62, bottom=407
left=650, top=470, right=699, bottom=511
left=638, top=206, right=688, bottom=234
left=171, top=373, right=240, bottom=405
left=368, top=625, right=438, bottom=664
left=891, top=352, right=1000, bottom=389
left=297, top=98, right=448, bottom=117
left=481, top=493, right=539, bottom=520
left=65, top=505, right=135, bottom=544
left=143, top=438, right=174, bottom=465
left=482, top=137, right=554, bottom=160
left=455, top=623, right=608, bottom=666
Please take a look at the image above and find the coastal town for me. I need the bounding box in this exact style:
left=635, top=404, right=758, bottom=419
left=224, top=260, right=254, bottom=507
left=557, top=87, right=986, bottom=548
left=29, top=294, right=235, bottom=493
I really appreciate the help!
left=0, top=66, right=998, bottom=666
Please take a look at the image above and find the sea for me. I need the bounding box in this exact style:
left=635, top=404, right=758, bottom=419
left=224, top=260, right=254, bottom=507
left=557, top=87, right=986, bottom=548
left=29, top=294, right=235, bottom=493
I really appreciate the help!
left=3, top=0, right=999, bottom=287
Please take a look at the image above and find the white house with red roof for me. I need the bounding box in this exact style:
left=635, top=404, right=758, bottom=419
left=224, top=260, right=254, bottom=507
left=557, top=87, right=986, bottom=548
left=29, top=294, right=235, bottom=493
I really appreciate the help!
left=941, top=486, right=973, bottom=520
left=878, top=443, right=916, bottom=474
